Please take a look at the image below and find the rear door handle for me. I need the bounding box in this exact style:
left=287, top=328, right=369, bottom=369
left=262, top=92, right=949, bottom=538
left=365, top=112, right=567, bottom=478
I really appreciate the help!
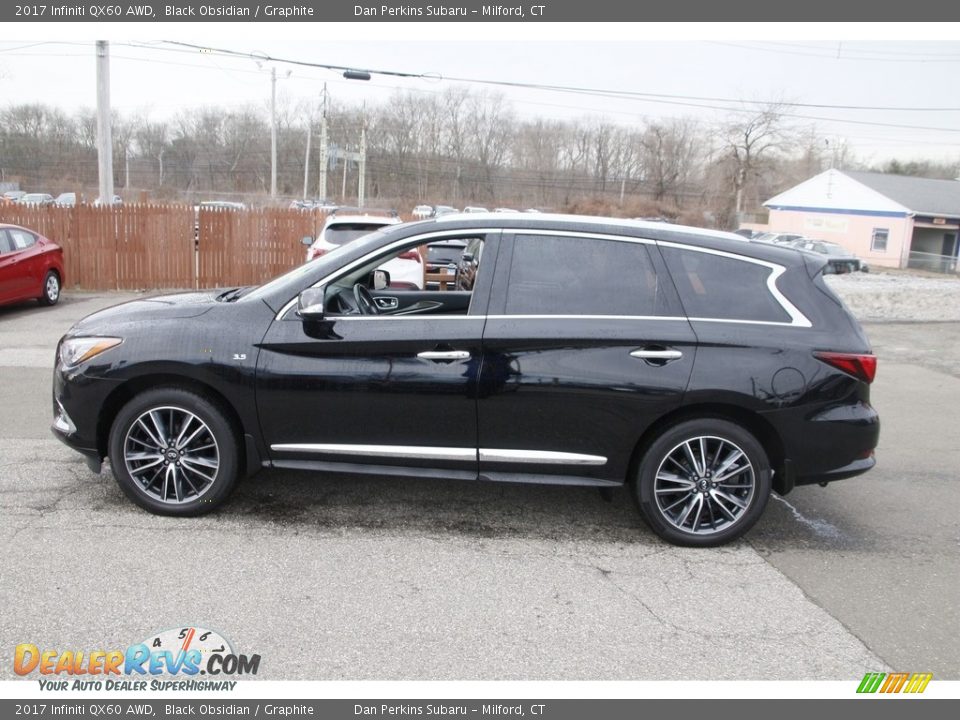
left=630, top=348, right=683, bottom=361
left=417, top=350, right=471, bottom=362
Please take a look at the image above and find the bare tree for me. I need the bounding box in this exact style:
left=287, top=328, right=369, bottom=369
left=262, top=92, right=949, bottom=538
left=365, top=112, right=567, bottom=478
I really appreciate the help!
left=723, top=103, right=793, bottom=219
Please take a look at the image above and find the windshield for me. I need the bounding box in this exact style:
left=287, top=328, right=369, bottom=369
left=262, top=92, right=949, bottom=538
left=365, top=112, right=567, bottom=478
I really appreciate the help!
left=325, top=223, right=390, bottom=245
left=821, top=244, right=850, bottom=257
left=242, top=227, right=394, bottom=304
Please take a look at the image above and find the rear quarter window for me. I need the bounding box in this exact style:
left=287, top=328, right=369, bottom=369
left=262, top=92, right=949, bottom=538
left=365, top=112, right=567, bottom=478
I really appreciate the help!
left=660, top=246, right=791, bottom=323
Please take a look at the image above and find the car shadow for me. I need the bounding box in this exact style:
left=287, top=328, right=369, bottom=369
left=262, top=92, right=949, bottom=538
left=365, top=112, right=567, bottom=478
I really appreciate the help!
left=222, top=469, right=657, bottom=544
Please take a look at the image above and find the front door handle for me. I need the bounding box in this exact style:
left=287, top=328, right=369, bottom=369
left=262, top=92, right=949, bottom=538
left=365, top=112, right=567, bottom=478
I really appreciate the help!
left=630, top=348, right=683, bottom=361
left=417, top=350, right=471, bottom=362
left=374, top=296, right=399, bottom=310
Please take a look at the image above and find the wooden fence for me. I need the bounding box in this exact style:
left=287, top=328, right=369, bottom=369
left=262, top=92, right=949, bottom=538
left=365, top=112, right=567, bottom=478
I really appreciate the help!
left=0, top=204, right=323, bottom=290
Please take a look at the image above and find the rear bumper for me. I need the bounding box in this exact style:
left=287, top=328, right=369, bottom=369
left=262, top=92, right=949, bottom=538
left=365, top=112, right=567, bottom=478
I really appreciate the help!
left=763, top=400, right=880, bottom=489
left=796, top=454, right=876, bottom=486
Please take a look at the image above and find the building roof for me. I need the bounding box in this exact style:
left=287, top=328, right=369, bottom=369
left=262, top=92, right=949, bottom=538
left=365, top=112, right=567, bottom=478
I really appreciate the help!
left=844, top=171, right=960, bottom=217
left=765, top=169, right=960, bottom=219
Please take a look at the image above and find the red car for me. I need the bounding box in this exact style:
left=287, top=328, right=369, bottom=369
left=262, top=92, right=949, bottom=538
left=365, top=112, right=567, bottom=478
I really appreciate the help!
left=0, top=224, right=65, bottom=307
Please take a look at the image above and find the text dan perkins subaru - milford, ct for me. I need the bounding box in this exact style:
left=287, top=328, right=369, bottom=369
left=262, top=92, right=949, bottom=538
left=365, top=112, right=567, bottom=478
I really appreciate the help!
left=353, top=5, right=544, bottom=17
left=51, top=214, right=879, bottom=547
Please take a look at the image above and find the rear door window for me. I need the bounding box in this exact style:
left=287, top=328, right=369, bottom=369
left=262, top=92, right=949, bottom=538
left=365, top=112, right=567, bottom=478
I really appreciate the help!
left=503, top=234, right=672, bottom=317
left=660, top=246, right=791, bottom=323
left=7, top=229, right=37, bottom=250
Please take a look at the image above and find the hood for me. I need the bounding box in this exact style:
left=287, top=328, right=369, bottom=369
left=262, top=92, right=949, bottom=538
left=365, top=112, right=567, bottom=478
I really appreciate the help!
left=70, top=290, right=220, bottom=335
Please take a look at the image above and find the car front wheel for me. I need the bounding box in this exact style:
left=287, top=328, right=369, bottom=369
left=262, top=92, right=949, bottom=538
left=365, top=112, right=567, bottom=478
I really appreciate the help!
left=108, top=388, right=240, bottom=515
left=634, top=419, right=772, bottom=547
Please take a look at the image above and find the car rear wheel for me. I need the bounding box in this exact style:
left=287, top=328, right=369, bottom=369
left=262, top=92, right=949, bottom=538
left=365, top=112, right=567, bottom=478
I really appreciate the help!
left=108, top=388, right=240, bottom=516
left=38, top=271, right=61, bottom=306
left=634, top=419, right=771, bottom=547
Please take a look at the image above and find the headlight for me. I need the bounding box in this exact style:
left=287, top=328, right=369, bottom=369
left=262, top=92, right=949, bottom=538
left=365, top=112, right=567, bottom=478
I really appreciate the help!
left=58, top=337, right=123, bottom=368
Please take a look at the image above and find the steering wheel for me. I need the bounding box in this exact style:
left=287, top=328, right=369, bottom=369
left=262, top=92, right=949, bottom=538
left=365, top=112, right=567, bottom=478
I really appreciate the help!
left=353, top=283, right=380, bottom=315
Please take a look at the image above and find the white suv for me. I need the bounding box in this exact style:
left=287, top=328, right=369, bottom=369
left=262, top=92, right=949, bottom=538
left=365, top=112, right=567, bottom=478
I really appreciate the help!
left=304, top=210, right=423, bottom=289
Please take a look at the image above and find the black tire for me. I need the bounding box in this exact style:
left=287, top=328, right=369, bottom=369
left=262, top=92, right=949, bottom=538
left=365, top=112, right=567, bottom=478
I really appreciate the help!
left=633, top=419, right=771, bottom=547
left=108, top=387, right=240, bottom=516
left=38, top=270, right=61, bottom=306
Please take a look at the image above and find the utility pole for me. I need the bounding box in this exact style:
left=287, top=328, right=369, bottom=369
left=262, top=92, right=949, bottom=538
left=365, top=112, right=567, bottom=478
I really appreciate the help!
left=95, top=41, right=114, bottom=205
left=318, top=84, right=328, bottom=201
left=358, top=123, right=366, bottom=208
left=302, top=120, right=311, bottom=201
left=270, top=66, right=277, bottom=199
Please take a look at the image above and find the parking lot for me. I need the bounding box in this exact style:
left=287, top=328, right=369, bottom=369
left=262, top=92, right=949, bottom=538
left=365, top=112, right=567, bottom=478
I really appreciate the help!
left=0, top=283, right=956, bottom=680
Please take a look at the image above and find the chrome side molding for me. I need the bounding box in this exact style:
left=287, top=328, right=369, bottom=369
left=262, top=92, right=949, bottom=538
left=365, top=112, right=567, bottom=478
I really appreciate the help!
left=270, top=444, right=608, bottom=466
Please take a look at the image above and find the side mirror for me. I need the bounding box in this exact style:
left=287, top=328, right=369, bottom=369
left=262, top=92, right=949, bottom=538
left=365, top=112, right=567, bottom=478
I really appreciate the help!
left=297, top=287, right=326, bottom=320
left=373, top=269, right=390, bottom=290
left=461, top=252, right=474, bottom=263
left=301, top=236, right=313, bottom=246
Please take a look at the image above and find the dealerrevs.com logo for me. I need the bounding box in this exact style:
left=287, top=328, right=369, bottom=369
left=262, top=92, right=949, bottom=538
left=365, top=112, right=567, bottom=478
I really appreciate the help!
left=14, top=626, right=260, bottom=691
left=857, top=672, right=933, bottom=694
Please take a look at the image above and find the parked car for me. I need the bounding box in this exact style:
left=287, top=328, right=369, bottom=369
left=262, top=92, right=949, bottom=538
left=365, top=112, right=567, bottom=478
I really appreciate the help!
left=303, top=209, right=422, bottom=289
left=733, top=229, right=763, bottom=240
left=412, top=204, right=434, bottom=219
left=754, top=232, right=806, bottom=245
left=198, top=200, right=245, bottom=211
left=0, top=224, right=64, bottom=307
left=424, top=238, right=467, bottom=290
left=55, top=192, right=78, bottom=207
left=462, top=206, right=489, bottom=214
left=493, top=208, right=518, bottom=213
left=3, top=191, right=26, bottom=203
left=18, top=193, right=55, bottom=206
left=432, top=205, right=459, bottom=216
left=51, top=214, right=878, bottom=546
left=792, top=239, right=868, bottom=274
left=92, top=195, right=123, bottom=206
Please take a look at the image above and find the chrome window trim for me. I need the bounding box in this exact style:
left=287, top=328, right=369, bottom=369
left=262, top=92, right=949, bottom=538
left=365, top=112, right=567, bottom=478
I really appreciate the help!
left=510, top=228, right=654, bottom=245
left=275, top=226, right=811, bottom=328
left=433, top=212, right=748, bottom=242
left=270, top=443, right=608, bottom=466
left=485, top=314, right=686, bottom=322
left=656, top=240, right=812, bottom=328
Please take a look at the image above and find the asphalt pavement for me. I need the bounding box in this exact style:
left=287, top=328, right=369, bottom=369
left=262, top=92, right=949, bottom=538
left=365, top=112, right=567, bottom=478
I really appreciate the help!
left=0, top=292, right=954, bottom=680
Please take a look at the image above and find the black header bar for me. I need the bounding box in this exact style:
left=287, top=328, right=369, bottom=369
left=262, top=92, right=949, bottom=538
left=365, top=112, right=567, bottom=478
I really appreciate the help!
left=2, top=0, right=959, bottom=22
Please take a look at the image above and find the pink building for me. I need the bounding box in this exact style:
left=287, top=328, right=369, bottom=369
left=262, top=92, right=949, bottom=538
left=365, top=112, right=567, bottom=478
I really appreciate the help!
left=761, top=169, right=960, bottom=270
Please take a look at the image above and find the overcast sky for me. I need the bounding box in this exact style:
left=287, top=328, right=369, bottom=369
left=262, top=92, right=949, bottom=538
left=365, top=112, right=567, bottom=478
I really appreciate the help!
left=2, top=24, right=959, bottom=165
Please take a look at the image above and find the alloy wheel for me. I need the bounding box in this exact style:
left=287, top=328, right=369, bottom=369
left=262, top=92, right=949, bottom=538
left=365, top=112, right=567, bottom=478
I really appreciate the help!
left=123, top=406, right=220, bottom=504
left=653, top=435, right=756, bottom=536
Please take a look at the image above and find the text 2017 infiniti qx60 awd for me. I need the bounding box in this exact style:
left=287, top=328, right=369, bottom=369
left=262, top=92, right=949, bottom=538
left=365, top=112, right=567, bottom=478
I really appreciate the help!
left=52, top=214, right=878, bottom=546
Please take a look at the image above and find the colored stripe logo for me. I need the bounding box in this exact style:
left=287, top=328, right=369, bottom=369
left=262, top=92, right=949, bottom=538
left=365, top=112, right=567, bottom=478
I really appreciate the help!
left=857, top=672, right=932, bottom=694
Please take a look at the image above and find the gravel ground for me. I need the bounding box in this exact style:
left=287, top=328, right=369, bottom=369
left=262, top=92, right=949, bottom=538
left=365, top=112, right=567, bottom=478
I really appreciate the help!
left=825, top=268, right=960, bottom=322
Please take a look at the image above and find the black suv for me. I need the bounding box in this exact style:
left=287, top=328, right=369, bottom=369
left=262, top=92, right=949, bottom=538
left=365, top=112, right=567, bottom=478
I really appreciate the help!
left=52, top=215, right=879, bottom=546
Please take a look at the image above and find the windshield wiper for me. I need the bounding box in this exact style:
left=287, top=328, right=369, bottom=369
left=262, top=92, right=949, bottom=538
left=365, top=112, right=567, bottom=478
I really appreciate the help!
left=216, top=287, right=246, bottom=302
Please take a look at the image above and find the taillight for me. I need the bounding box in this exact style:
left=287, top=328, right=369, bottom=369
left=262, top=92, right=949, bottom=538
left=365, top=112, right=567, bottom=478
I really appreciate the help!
left=814, top=351, right=877, bottom=383
left=309, top=247, right=327, bottom=261
left=398, top=250, right=422, bottom=262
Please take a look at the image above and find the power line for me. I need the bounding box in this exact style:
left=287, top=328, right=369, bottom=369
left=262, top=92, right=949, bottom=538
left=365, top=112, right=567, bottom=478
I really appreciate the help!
left=159, top=41, right=960, bottom=114
left=709, top=41, right=960, bottom=63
